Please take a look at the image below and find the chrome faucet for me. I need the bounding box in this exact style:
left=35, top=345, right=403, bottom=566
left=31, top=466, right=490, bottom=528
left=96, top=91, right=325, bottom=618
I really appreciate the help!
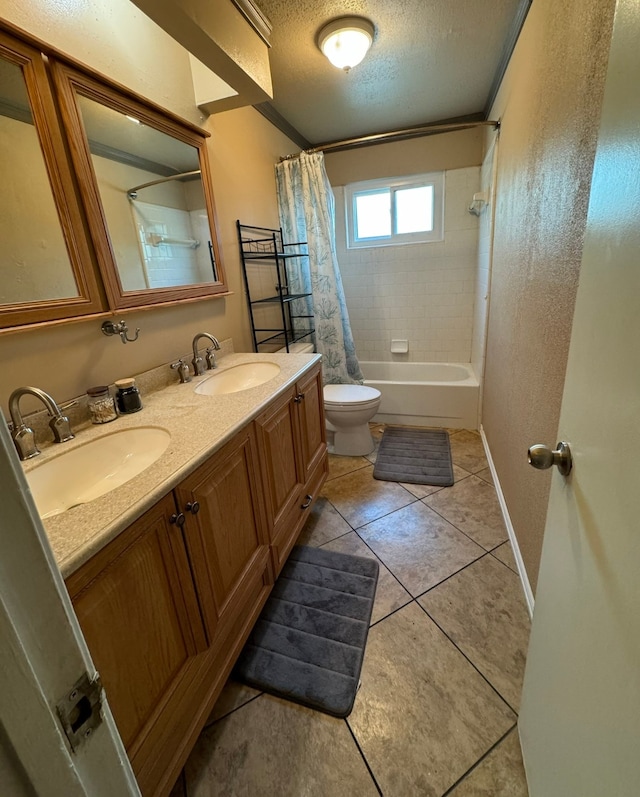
left=9, top=386, right=75, bottom=460
left=192, top=333, right=221, bottom=375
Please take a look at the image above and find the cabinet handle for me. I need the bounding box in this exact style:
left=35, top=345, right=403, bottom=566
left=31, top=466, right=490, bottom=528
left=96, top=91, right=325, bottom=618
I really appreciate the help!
left=169, top=512, right=186, bottom=527
left=185, top=501, right=200, bottom=515
left=300, top=494, right=313, bottom=509
left=294, top=393, right=304, bottom=403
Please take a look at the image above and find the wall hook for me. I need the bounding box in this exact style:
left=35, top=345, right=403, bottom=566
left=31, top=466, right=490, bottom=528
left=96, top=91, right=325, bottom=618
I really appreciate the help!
left=101, top=319, right=140, bottom=344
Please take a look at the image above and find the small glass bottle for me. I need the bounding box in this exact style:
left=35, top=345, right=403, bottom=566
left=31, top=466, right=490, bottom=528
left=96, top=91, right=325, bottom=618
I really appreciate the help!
left=86, top=386, right=117, bottom=424
left=115, top=378, right=143, bottom=414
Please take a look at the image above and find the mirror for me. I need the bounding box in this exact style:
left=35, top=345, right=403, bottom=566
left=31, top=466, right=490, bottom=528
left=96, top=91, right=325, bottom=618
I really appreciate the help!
left=0, top=34, right=103, bottom=327
left=77, top=96, right=218, bottom=292
left=52, top=61, right=227, bottom=310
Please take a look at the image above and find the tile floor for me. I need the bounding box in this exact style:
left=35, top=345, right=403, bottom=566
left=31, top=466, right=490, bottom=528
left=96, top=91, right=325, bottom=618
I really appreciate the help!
left=171, top=426, right=531, bottom=797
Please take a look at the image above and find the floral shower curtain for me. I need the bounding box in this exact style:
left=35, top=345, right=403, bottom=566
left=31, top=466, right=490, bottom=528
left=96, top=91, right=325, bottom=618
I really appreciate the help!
left=275, top=151, right=363, bottom=384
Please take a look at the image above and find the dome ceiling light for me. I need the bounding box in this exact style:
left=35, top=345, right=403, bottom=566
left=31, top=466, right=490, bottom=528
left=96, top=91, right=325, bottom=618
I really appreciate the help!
left=317, top=16, right=375, bottom=72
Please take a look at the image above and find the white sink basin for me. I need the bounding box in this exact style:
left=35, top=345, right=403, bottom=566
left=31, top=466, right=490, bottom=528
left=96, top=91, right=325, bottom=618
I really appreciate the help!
left=26, top=427, right=171, bottom=519
left=195, top=362, right=281, bottom=396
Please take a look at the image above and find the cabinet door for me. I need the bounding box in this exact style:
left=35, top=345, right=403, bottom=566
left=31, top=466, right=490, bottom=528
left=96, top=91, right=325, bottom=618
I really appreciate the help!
left=65, top=494, right=206, bottom=752
left=174, top=425, right=271, bottom=644
left=255, top=386, right=305, bottom=546
left=296, top=364, right=327, bottom=482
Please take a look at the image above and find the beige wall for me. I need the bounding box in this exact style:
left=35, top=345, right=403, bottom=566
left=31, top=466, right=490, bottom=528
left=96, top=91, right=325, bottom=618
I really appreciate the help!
left=482, top=0, right=616, bottom=590
left=324, top=127, right=483, bottom=186
left=0, top=5, right=296, bottom=413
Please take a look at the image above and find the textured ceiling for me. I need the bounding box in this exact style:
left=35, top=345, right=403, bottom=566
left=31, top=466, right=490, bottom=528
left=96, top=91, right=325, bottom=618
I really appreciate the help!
left=257, top=0, right=524, bottom=145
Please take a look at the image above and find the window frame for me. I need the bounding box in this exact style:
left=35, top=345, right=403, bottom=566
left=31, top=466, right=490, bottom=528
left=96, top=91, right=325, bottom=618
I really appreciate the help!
left=345, top=171, right=445, bottom=249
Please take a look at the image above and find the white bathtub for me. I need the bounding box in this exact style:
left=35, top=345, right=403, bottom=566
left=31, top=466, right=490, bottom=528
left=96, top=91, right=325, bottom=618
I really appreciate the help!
left=360, top=361, right=479, bottom=429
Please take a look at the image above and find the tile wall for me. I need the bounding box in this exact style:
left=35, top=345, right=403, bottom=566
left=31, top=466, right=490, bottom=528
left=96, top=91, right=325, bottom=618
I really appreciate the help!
left=334, top=166, right=481, bottom=364
left=471, top=139, right=498, bottom=410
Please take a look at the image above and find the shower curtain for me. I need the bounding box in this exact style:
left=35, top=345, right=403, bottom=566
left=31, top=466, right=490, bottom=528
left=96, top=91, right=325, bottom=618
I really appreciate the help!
left=275, top=151, right=363, bottom=384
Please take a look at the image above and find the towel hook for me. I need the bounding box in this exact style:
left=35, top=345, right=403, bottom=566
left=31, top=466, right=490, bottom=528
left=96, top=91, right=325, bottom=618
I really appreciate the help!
left=101, top=319, right=140, bottom=344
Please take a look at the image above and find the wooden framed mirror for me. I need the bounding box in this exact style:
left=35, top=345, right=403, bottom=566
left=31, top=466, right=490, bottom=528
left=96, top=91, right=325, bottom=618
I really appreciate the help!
left=51, top=61, right=228, bottom=310
left=0, top=32, right=104, bottom=328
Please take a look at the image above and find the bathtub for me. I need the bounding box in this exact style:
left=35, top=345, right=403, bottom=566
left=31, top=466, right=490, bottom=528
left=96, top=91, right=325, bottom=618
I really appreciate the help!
left=360, top=361, right=479, bottom=429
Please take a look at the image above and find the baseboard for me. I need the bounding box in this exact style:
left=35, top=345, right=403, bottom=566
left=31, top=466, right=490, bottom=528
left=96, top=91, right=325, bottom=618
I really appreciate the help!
left=479, top=425, right=535, bottom=617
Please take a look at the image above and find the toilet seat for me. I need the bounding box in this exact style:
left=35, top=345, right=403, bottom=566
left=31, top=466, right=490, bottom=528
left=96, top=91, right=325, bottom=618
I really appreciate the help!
left=323, top=384, right=381, bottom=408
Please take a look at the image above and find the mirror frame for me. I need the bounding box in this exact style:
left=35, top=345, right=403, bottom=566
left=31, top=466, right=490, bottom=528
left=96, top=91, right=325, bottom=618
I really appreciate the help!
left=0, top=31, right=105, bottom=328
left=50, top=60, right=228, bottom=310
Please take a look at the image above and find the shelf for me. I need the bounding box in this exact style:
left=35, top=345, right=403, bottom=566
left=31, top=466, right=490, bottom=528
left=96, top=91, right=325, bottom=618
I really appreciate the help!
left=255, top=330, right=315, bottom=348
left=237, top=220, right=315, bottom=356
left=250, top=292, right=311, bottom=305
left=240, top=251, right=308, bottom=260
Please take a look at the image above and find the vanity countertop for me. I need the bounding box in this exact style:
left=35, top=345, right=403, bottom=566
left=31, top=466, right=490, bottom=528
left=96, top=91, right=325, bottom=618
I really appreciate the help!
left=25, top=352, right=322, bottom=578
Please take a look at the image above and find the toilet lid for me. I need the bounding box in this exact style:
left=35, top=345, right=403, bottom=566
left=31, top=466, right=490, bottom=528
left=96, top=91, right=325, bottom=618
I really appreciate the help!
left=324, top=384, right=381, bottom=406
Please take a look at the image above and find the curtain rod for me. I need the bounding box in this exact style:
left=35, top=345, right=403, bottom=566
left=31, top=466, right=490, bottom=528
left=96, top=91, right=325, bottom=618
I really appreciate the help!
left=279, top=120, right=499, bottom=161
left=127, top=170, right=201, bottom=198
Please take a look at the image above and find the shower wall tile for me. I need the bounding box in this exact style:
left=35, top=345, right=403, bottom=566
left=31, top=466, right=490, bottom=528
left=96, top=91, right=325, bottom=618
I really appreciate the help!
left=334, top=166, right=480, bottom=365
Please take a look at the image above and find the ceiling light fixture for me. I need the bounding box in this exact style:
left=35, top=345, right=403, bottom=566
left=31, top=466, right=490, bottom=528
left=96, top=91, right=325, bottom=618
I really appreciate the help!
left=317, top=16, right=375, bottom=72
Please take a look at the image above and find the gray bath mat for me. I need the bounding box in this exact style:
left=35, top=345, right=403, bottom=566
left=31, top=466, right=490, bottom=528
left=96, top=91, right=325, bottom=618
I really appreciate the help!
left=234, top=545, right=378, bottom=718
left=373, top=427, right=454, bottom=486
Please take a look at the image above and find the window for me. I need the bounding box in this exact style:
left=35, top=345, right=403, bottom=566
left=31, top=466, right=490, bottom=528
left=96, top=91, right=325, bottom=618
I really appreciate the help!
left=345, top=172, right=444, bottom=248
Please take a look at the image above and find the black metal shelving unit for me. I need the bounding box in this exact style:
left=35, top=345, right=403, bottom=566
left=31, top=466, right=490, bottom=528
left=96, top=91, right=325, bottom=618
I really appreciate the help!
left=237, top=221, right=315, bottom=353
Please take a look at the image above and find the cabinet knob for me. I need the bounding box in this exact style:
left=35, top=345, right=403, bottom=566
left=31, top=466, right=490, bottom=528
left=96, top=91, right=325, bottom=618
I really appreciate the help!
left=294, top=393, right=304, bottom=403
left=169, top=512, right=186, bottom=527
left=185, top=501, right=200, bottom=515
left=300, top=494, right=313, bottom=509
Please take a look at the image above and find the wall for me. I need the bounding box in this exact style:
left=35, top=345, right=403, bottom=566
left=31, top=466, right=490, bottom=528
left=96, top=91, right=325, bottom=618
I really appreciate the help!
left=482, top=0, right=616, bottom=590
left=326, top=130, right=482, bottom=366
left=471, top=134, right=499, bottom=417
left=0, top=2, right=296, bottom=413
left=334, top=167, right=480, bottom=364
left=324, top=127, right=483, bottom=185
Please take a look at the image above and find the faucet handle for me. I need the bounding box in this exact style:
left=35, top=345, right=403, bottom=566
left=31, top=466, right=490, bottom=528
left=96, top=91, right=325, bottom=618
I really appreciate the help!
left=49, top=414, right=74, bottom=444
left=13, top=423, right=39, bottom=460
left=205, top=347, right=218, bottom=370
left=171, top=359, right=192, bottom=383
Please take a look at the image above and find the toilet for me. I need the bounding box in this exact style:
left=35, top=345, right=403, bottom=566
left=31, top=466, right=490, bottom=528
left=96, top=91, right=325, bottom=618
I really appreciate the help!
left=277, top=341, right=381, bottom=456
left=323, top=384, right=381, bottom=456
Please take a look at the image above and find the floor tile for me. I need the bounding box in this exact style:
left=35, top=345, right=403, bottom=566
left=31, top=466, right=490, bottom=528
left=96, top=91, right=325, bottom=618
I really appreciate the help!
left=476, top=466, right=494, bottom=485
left=297, top=496, right=353, bottom=547
left=447, top=728, right=529, bottom=796
left=348, top=603, right=516, bottom=796
left=327, top=453, right=370, bottom=481
left=205, top=678, right=261, bottom=725
left=492, top=540, right=519, bottom=574
left=321, top=465, right=415, bottom=528
left=449, top=430, right=489, bottom=473
left=364, top=424, right=384, bottom=464
left=358, top=501, right=485, bottom=596
left=399, top=463, right=471, bottom=499
left=185, top=694, right=379, bottom=797
left=321, top=531, right=412, bottom=624
left=419, top=556, right=530, bottom=711
left=424, top=475, right=507, bottom=550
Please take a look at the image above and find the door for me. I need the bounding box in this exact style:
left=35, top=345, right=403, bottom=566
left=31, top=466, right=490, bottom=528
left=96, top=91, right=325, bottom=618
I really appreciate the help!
left=0, top=417, right=139, bottom=796
left=518, top=1, right=640, bottom=793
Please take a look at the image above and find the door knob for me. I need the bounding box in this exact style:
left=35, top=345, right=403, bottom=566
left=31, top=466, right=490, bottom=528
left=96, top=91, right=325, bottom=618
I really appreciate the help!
left=528, top=441, right=572, bottom=476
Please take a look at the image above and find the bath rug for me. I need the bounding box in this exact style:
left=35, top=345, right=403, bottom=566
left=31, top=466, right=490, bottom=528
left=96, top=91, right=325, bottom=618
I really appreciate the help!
left=373, top=427, right=454, bottom=486
left=233, top=545, right=378, bottom=718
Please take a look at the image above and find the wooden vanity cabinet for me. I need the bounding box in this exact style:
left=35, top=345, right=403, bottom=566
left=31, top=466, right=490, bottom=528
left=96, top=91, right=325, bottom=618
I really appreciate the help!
left=65, top=364, right=327, bottom=796
left=256, top=362, right=327, bottom=575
